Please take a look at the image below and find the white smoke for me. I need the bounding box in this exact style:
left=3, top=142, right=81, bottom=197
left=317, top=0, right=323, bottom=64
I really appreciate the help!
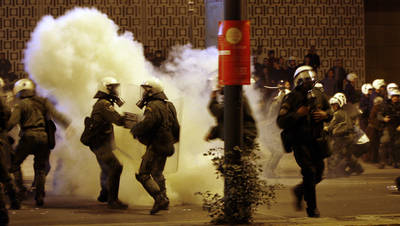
left=23, top=7, right=299, bottom=207
left=24, top=7, right=223, bottom=206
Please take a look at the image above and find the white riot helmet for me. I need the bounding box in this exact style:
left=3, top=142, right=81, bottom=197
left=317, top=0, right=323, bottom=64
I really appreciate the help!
left=361, top=83, right=373, bottom=95
left=140, top=78, right=164, bottom=95
left=333, top=92, right=347, bottom=105
left=314, top=82, right=323, bottom=89
left=136, top=78, right=164, bottom=109
left=98, top=76, right=124, bottom=106
left=314, top=82, right=324, bottom=92
left=346, top=73, right=358, bottom=82
left=98, top=76, right=120, bottom=95
left=388, top=89, right=400, bottom=99
left=293, top=65, right=316, bottom=89
left=387, top=83, right=398, bottom=94
left=13, top=78, right=35, bottom=96
left=329, top=96, right=344, bottom=108
left=372, top=79, right=386, bottom=90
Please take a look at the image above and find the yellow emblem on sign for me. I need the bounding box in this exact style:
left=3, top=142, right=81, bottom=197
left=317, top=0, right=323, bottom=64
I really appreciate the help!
left=226, top=27, right=242, bottom=45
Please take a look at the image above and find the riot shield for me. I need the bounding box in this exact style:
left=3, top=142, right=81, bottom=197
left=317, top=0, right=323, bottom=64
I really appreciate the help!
left=164, top=96, right=183, bottom=174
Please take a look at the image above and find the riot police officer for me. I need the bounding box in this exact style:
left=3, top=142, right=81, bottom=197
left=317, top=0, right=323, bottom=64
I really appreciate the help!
left=0, top=77, right=20, bottom=211
left=88, top=77, right=128, bottom=209
left=277, top=66, right=333, bottom=217
left=326, top=93, right=363, bottom=177
left=7, top=78, right=71, bottom=206
left=382, top=89, right=400, bottom=168
left=131, top=79, right=180, bottom=215
left=205, top=84, right=257, bottom=150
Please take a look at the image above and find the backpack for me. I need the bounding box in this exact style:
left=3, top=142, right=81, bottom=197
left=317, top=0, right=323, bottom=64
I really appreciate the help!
left=80, top=116, right=95, bottom=146
left=166, top=101, right=180, bottom=143
left=32, top=97, right=57, bottom=149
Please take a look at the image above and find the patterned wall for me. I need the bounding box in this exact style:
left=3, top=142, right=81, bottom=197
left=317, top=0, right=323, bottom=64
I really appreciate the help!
left=247, top=0, right=365, bottom=83
left=0, top=0, right=205, bottom=76
left=1, top=0, right=364, bottom=82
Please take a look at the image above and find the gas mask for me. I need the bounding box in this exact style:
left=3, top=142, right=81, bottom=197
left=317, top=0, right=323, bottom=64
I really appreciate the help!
left=136, top=79, right=164, bottom=109
left=136, top=98, right=147, bottom=110
left=293, top=66, right=316, bottom=91
left=107, top=84, right=124, bottom=107
left=136, top=86, right=152, bottom=109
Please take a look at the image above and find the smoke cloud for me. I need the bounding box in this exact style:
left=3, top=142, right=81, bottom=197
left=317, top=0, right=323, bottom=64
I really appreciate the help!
left=23, top=7, right=297, bottom=207
left=24, top=7, right=224, bottom=206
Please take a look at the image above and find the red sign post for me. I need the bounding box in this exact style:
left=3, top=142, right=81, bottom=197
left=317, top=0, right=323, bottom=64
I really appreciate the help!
left=218, top=20, right=251, bottom=85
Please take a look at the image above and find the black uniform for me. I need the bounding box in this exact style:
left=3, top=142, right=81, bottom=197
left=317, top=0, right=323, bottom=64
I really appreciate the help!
left=277, top=86, right=332, bottom=217
left=7, top=90, right=70, bottom=206
left=383, top=100, right=400, bottom=168
left=0, top=93, right=20, bottom=211
left=207, top=93, right=257, bottom=149
left=131, top=92, right=180, bottom=214
left=89, top=91, right=126, bottom=208
left=359, top=94, right=372, bottom=132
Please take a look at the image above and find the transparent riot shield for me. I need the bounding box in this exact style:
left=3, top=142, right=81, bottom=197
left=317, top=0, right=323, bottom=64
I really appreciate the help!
left=164, top=96, right=183, bottom=174
left=120, top=83, right=143, bottom=116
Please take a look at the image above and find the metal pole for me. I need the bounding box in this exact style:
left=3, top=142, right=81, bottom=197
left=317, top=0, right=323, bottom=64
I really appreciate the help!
left=188, top=0, right=194, bottom=45
left=223, top=0, right=244, bottom=222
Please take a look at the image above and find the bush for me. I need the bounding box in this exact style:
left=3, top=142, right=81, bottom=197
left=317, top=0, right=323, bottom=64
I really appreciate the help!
left=196, top=144, right=281, bottom=224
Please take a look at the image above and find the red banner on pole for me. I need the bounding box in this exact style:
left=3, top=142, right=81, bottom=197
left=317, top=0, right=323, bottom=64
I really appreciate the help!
left=218, top=20, right=251, bottom=85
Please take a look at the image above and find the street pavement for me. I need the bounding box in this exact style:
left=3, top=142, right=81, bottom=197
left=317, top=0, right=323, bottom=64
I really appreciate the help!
left=7, top=159, right=400, bottom=225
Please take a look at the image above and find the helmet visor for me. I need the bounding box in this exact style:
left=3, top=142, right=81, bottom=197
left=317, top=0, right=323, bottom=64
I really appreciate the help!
left=107, top=83, right=120, bottom=96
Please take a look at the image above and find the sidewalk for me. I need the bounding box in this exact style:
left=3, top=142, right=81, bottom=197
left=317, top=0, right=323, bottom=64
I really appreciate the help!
left=9, top=196, right=400, bottom=226
left=10, top=157, right=400, bottom=225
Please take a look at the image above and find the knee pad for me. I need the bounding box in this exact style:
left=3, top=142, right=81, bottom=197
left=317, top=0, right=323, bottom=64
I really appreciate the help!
left=152, top=173, right=165, bottom=182
left=135, top=173, right=150, bottom=183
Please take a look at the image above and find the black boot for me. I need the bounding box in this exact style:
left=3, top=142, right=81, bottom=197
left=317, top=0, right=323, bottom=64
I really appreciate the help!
left=13, top=170, right=28, bottom=200
left=155, top=178, right=169, bottom=210
left=34, top=171, right=46, bottom=207
left=354, top=164, right=364, bottom=175
left=107, top=167, right=126, bottom=209
left=97, top=189, right=108, bottom=203
left=306, top=207, right=320, bottom=218
left=108, top=200, right=128, bottom=210
left=35, top=195, right=44, bottom=207
left=150, top=194, right=169, bottom=215
left=136, top=174, right=167, bottom=215
left=4, top=182, right=20, bottom=210
left=293, top=184, right=303, bottom=211
left=160, top=191, right=169, bottom=210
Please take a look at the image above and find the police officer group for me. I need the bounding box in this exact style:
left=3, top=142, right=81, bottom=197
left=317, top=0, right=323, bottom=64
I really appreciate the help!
left=207, top=65, right=400, bottom=218
left=0, top=65, right=399, bottom=224
left=0, top=76, right=180, bottom=225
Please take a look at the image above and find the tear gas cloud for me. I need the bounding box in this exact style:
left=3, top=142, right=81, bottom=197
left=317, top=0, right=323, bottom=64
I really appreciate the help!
left=24, top=7, right=293, bottom=206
